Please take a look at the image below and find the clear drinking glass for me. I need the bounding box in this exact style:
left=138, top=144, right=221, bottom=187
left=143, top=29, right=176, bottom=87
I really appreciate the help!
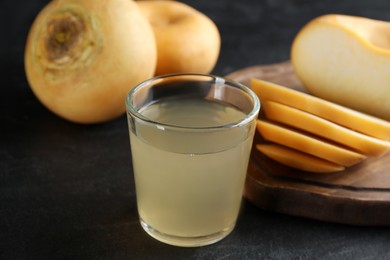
left=126, top=74, right=260, bottom=247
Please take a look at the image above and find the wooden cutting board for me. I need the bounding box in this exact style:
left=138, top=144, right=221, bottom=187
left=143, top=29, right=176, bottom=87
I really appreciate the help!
left=226, top=61, right=390, bottom=226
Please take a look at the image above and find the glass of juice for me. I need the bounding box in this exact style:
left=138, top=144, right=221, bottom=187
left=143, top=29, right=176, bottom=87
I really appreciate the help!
left=126, top=74, right=260, bottom=247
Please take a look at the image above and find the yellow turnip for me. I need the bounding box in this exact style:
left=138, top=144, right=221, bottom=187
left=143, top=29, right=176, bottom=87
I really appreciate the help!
left=25, top=0, right=157, bottom=123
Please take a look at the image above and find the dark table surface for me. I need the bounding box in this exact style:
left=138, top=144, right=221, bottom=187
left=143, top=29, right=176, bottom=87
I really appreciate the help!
left=2, top=0, right=390, bottom=259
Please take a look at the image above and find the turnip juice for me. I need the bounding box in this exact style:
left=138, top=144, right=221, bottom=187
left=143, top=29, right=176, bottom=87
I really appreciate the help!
left=129, top=97, right=257, bottom=247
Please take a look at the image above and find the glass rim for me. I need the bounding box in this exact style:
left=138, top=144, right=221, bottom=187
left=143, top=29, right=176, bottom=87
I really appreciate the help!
left=126, top=73, right=260, bottom=131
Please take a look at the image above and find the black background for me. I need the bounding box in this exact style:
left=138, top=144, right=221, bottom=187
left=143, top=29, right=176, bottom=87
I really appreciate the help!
left=1, top=0, right=390, bottom=259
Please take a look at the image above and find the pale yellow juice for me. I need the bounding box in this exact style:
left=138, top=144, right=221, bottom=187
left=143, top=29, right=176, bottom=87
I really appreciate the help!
left=129, top=98, right=255, bottom=243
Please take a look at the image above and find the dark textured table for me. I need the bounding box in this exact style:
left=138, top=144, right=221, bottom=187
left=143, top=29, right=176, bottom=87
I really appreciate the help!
left=2, top=0, right=390, bottom=259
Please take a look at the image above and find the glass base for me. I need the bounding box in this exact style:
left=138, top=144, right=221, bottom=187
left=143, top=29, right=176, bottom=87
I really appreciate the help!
left=140, top=218, right=235, bottom=247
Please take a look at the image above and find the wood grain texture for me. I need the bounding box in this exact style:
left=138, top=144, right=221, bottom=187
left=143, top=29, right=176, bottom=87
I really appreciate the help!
left=226, top=61, right=390, bottom=226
